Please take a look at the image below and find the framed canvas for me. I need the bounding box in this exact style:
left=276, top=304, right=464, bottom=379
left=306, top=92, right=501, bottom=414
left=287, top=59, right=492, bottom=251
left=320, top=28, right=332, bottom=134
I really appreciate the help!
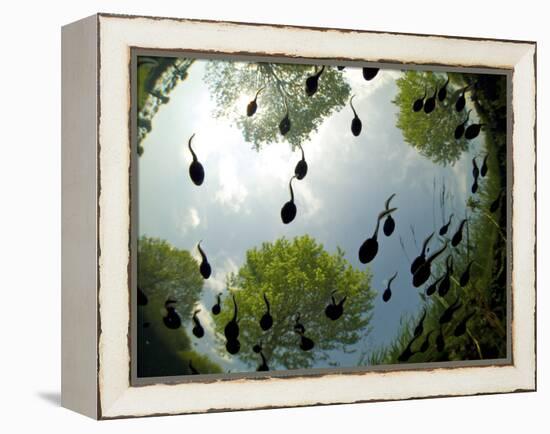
left=61, top=13, right=536, bottom=419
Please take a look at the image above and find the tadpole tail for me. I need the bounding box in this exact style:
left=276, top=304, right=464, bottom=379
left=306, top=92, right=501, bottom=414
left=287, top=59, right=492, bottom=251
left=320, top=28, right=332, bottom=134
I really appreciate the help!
left=197, top=241, right=207, bottom=262
left=188, top=133, right=197, bottom=161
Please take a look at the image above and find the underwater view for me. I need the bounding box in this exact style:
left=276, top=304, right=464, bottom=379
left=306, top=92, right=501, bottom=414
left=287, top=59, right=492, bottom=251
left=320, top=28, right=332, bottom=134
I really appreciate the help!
left=135, top=55, right=508, bottom=378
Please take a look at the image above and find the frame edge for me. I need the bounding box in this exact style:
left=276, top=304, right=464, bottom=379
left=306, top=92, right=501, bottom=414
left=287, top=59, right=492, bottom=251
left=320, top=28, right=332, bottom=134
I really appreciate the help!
left=95, top=13, right=537, bottom=418
left=61, top=13, right=100, bottom=420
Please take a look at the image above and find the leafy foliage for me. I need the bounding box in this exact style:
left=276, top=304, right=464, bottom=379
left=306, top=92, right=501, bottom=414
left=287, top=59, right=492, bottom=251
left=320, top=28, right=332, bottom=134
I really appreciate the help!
left=137, top=236, right=223, bottom=376
left=137, top=236, right=203, bottom=320
left=137, top=294, right=191, bottom=377
left=393, top=71, right=473, bottom=166
left=213, top=235, right=375, bottom=370
left=204, top=62, right=351, bottom=149
left=366, top=75, right=508, bottom=365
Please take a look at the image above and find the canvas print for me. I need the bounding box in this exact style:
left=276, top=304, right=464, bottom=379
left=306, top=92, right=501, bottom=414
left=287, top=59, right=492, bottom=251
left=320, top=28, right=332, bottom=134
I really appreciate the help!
left=134, top=55, right=508, bottom=379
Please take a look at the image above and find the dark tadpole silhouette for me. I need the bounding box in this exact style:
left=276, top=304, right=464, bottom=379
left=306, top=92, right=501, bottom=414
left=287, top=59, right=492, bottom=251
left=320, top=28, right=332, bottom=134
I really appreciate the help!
left=454, top=110, right=471, bottom=139
left=383, top=193, right=397, bottom=237
left=423, top=87, right=438, bottom=114
left=436, top=326, right=445, bottom=352
left=225, top=339, right=241, bottom=356
left=294, top=313, right=314, bottom=351
left=192, top=309, right=204, bottom=338
left=472, top=157, right=479, bottom=180
left=246, top=86, right=265, bottom=117
left=439, top=298, right=462, bottom=325
left=224, top=294, right=240, bottom=354
left=419, top=330, right=434, bottom=353
left=451, top=219, right=467, bottom=247
left=349, top=95, right=362, bottom=136
left=413, top=309, right=427, bottom=338
left=293, top=313, right=306, bottom=335
left=294, top=144, right=308, bottom=180
left=411, top=232, right=434, bottom=274
left=260, top=293, right=273, bottom=331
left=459, top=261, right=474, bottom=287
left=383, top=215, right=396, bottom=237
left=454, top=311, right=476, bottom=337
left=397, top=337, right=417, bottom=362
left=299, top=335, right=315, bottom=351
left=438, top=76, right=450, bottom=102
left=412, top=87, right=427, bottom=112
left=305, top=65, right=325, bottom=96
left=257, top=351, right=269, bottom=372
left=480, top=154, right=489, bottom=177
left=412, top=241, right=448, bottom=287
left=325, top=290, right=347, bottom=320
left=472, top=157, right=479, bottom=194
left=211, top=293, right=222, bottom=315
left=197, top=241, right=212, bottom=279
left=188, top=133, right=205, bottom=186
left=358, top=207, right=398, bottom=264
left=465, top=123, right=485, bottom=140
left=143, top=321, right=150, bottom=328
left=439, top=214, right=454, bottom=236
left=279, top=99, right=291, bottom=136
left=137, top=287, right=148, bottom=306
left=163, top=299, right=181, bottom=330
left=280, top=176, right=298, bottom=224
left=189, top=360, right=199, bottom=375
left=337, top=65, right=346, bottom=71
left=438, top=255, right=454, bottom=297
left=382, top=272, right=398, bottom=302
left=224, top=294, right=239, bottom=339
left=426, top=274, right=444, bottom=296
left=252, top=341, right=269, bottom=371
left=471, top=178, right=479, bottom=194
left=362, top=67, right=379, bottom=81
left=253, top=342, right=263, bottom=354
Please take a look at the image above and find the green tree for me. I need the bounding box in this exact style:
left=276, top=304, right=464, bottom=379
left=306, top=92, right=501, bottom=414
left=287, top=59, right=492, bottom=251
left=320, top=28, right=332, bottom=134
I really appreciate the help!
left=393, top=71, right=472, bottom=166
left=137, top=236, right=203, bottom=319
left=213, top=235, right=375, bottom=370
left=137, top=236, right=224, bottom=377
left=204, top=61, right=351, bottom=149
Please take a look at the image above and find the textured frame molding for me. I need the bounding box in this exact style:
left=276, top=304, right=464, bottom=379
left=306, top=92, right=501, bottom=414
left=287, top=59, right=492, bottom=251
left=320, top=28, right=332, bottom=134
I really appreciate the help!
left=61, top=13, right=536, bottom=419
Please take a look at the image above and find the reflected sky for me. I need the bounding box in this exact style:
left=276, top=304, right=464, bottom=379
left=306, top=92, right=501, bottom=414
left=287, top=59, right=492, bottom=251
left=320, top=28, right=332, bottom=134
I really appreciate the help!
left=138, top=60, right=485, bottom=372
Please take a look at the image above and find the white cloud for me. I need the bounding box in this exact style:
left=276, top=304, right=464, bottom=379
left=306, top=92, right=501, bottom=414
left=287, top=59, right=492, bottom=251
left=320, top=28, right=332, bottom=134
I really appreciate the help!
left=296, top=182, right=323, bottom=220
left=252, top=142, right=296, bottom=184
left=189, top=207, right=200, bottom=227
left=177, top=207, right=201, bottom=235
left=204, top=256, right=240, bottom=294
left=215, top=157, right=249, bottom=212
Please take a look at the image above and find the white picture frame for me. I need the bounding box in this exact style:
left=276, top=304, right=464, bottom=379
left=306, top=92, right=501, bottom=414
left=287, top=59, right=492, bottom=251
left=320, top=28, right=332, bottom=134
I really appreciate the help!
left=61, top=13, right=536, bottom=419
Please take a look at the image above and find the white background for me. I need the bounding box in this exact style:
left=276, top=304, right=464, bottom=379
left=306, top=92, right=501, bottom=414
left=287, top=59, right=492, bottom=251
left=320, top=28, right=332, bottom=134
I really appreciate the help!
left=0, top=0, right=546, bottom=432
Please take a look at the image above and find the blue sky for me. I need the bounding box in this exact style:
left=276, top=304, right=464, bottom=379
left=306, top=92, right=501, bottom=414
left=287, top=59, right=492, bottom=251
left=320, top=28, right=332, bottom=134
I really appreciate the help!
left=138, top=60, right=485, bottom=372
